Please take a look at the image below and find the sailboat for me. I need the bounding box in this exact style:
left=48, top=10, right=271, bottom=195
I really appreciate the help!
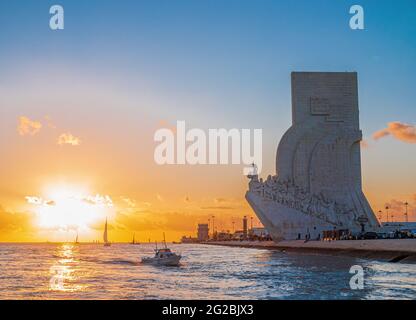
left=131, top=232, right=140, bottom=245
left=74, top=232, right=79, bottom=244
left=103, top=218, right=111, bottom=247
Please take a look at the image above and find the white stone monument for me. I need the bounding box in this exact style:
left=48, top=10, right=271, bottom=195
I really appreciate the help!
left=246, top=72, right=379, bottom=240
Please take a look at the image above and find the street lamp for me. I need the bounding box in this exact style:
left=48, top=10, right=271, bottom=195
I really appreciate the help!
left=385, top=206, right=389, bottom=223
left=405, top=202, right=409, bottom=223
left=378, top=210, right=383, bottom=222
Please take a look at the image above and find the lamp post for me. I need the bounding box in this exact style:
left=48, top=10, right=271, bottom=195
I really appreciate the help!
left=378, top=210, right=383, bottom=222
left=405, top=202, right=409, bottom=223
left=212, top=215, right=215, bottom=238
left=385, top=206, right=389, bottom=223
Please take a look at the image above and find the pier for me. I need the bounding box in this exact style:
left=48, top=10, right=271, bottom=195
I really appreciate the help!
left=203, top=239, right=416, bottom=263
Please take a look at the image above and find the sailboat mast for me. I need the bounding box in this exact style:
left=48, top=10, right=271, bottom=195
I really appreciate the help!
left=103, top=218, right=108, bottom=243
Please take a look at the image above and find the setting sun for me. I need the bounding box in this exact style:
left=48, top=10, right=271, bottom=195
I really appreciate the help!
left=26, top=185, right=114, bottom=231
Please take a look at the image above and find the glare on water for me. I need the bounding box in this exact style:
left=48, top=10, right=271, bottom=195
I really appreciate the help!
left=49, top=244, right=84, bottom=293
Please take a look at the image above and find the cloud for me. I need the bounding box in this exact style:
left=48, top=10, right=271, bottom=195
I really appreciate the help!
left=121, top=197, right=137, bottom=208
left=115, top=210, right=203, bottom=233
left=58, top=133, right=81, bottom=146
left=82, top=194, right=113, bottom=207
left=0, top=205, right=33, bottom=232
left=115, top=211, right=165, bottom=231
left=25, top=196, right=55, bottom=206
left=88, top=219, right=116, bottom=231
left=373, top=122, right=416, bottom=143
left=17, top=116, right=42, bottom=136
left=25, top=196, right=43, bottom=205
left=205, top=197, right=246, bottom=210
left=119, top=197, right=151, bottom=212
left=373, top=129, right=390, bottom=140
left=26, top=194, right=112, bottom=207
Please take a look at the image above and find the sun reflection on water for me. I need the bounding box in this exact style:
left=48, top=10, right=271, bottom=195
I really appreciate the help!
left=49, top=243, right=84, bottom=292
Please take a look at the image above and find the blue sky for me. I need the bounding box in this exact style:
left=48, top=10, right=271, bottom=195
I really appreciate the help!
left=1, top=0, right=415, bottom=126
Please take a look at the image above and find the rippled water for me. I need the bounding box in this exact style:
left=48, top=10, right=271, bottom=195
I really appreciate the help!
left=0, top=243, right=415, bottom=299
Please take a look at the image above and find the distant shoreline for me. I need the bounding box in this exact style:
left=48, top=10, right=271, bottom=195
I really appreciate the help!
left=202, top=239, right=416, bottom=264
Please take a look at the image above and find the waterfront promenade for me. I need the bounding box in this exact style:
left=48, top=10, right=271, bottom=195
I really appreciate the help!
left=204, top=239, right=416, bottom=263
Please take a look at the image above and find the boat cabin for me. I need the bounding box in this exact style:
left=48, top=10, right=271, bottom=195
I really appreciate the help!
left=155, top=248, right=174, bottom=258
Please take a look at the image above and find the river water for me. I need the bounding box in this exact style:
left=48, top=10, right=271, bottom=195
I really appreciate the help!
left=0, top=243, right=415, bottom=299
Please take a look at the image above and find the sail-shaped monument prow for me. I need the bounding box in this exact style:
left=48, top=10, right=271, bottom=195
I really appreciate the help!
left=247, top=72, right=379, bottom=241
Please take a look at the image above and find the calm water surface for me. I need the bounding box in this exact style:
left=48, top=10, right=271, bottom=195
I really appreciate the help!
left=0, top=243, right=415, bottom=299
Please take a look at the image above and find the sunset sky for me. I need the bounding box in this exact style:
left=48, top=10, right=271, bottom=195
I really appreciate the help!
left=0, top=0, right=415, bottom=242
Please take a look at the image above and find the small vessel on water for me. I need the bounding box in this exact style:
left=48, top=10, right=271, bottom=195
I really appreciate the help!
left=131, top=232, right=140, bottom=245
left=74, top=232, right=79, bottom=244
left=141, top=233, right=181, bottom=266
left=103, top=218, right=111, bottom=247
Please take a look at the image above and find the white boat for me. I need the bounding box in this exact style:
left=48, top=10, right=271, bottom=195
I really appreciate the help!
left=141, top=248, right=181, bottom=266
left=141, top=233, right=181, bottom=266
left=103, top=218, right=111, bottom=247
